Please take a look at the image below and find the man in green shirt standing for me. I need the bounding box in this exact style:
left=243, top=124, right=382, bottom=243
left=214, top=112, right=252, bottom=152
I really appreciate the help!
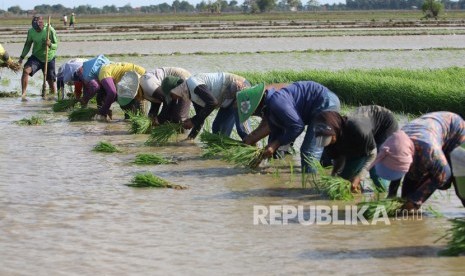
left=19, top=15, right=58, bottom=100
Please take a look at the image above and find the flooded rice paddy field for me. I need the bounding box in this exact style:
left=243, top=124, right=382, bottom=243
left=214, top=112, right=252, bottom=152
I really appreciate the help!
left=1, top=34, right=465, bottom=274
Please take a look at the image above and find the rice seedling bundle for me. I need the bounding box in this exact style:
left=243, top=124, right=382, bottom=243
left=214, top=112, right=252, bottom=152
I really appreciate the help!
left=92, top=141, right=120, bottom=153
left=127, top=172, right=186, bottom=189
left=200, top=131, right=264, bottom=168
left=146, top=122, right=183, bottom=145
left=0, top=59, right=21, bottom=72
left=0, top=92, right=20, bottom=98
left=134, top=153, right=174, bottom=165
left=302, top=157, right=354, bottom=201
left=68, top=108, right=98, bottom=122
left=16, top=116, right=45, bottom=126
left=52, top=98, right=77, bottom=112
left=127, top=112, right=152, bottom=134
left=357, top=198, right=405, bottom=220
left=438, top=218, right=465, bottom=256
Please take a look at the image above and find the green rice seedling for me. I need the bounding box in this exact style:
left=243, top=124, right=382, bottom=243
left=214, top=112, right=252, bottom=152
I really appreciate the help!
left=127, top=172, right=186, bottom=189
left=236, top=67, right=465, bottom=116
left=357, top=198, right=405, bottom=220
left=302, top=157, right=354, bottom=200
left=52, top=98, right=77, bottom=112
left=16, top=116, right=45, bottom=126
left=200, top=131, right=264, bottom=168
left=199, top=131, right=245, bottom=156
left=92, top=141, right=121, bottom=153
left=68, top=108, right=98, bottom=122
left=134, top=153, right=174, bottom=165
left=437, top=218, right=465, bottom=256
left=425, top=205, right=444, bottom=218
left=127, top=112, right=152, bottom=134
left=146, top=122, right=183, bottom=145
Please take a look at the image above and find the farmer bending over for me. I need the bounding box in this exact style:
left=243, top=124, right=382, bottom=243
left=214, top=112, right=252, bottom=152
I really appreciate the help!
left=140, top=67, right=191, bottom=126
left=161, top=72, right=251, bottom=139
left=238, top=81, right=340, bottom=173
left=313, top=105, right=399, bottom=193
left=372, top=112, right=465, bottom=211
left=97, top=62, right=146, bottom=121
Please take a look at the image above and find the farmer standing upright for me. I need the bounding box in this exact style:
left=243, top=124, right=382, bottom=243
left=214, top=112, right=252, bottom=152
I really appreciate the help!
left=19, top=15, right=58, bottom=101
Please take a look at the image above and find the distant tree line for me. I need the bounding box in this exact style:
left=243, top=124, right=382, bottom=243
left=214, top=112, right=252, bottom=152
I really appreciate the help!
left=2, top=0, right=465, bottom=15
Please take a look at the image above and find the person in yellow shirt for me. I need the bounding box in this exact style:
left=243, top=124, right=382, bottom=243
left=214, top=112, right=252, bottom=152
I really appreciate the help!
left=0, top=43, right=21, bottom=76
left=97, top=62, right=146, bottom=120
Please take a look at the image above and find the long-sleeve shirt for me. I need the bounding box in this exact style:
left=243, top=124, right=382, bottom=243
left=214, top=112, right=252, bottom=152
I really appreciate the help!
left=20, top=24, right=58, bottom=62
left=402, top=112, right=465, bottom=205
left=98, top=63, right=146, bottom=83
left=265, top=81, right=338, bottom=146
left=325, top=105, right=399, bottom=178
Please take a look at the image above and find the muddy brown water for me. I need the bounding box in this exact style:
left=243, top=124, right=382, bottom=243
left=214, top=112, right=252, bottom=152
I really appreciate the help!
left=1, top=36, right=465, bottom=274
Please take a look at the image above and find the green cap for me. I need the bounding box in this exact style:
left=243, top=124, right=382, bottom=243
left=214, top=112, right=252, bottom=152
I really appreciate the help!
left=117, top=71, right=140, bottom=107
left=236, top=83, right=265, bottom=123
left=161, top=76, right=183, bottom=104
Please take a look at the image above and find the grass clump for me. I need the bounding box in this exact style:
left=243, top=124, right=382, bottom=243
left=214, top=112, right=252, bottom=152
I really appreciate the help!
left=92, top=141, right=120, bottom=153
left=16, top=116, right=45, bottom=126
left=127, top=112, right=152, bottom=134
left=146, top=122, right=183, bottom=146
left=357, top=198, right=405, bottom=220
left=199, top=131, right=264, bottom=169
left=127, top=172, right=186, bottom=189
left=68, top=107, right=98, bottom=122
left=438, top=218, right=465, bottom=256
left=53, top=98, right=77, bottom=112
left=134, top=153, right=174, bottom=165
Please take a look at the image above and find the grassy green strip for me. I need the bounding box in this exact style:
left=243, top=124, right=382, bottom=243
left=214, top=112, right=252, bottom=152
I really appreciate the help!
left=16, top=116, right=45, bottom=126
left=438, top=218, right=465, bottom=256
left=134, top=153, right=174, bottom=165
left=92, top=141, right=120, bottom=153
left=235, top=67, right=465, bottom=116
left=68, top=108, right=98, bottom=122
left=127, top=172, right=186, bottom=189
left=146, top=123, right=183, bottom=146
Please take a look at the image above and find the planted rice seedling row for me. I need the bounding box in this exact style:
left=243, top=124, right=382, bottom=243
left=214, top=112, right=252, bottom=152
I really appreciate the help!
left=236, top=67, right=465, bottom=116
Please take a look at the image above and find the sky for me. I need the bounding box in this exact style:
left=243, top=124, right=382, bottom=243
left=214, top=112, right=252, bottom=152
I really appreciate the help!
left=1, top=0, right=345, bottom=11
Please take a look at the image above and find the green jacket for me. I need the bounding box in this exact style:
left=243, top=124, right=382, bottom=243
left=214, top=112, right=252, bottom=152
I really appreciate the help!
left=20, top=23, right=58, bottom=62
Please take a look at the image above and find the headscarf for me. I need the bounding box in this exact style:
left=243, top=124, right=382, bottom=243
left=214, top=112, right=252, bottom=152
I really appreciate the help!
left=372, top=130, right=415, bottom=173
